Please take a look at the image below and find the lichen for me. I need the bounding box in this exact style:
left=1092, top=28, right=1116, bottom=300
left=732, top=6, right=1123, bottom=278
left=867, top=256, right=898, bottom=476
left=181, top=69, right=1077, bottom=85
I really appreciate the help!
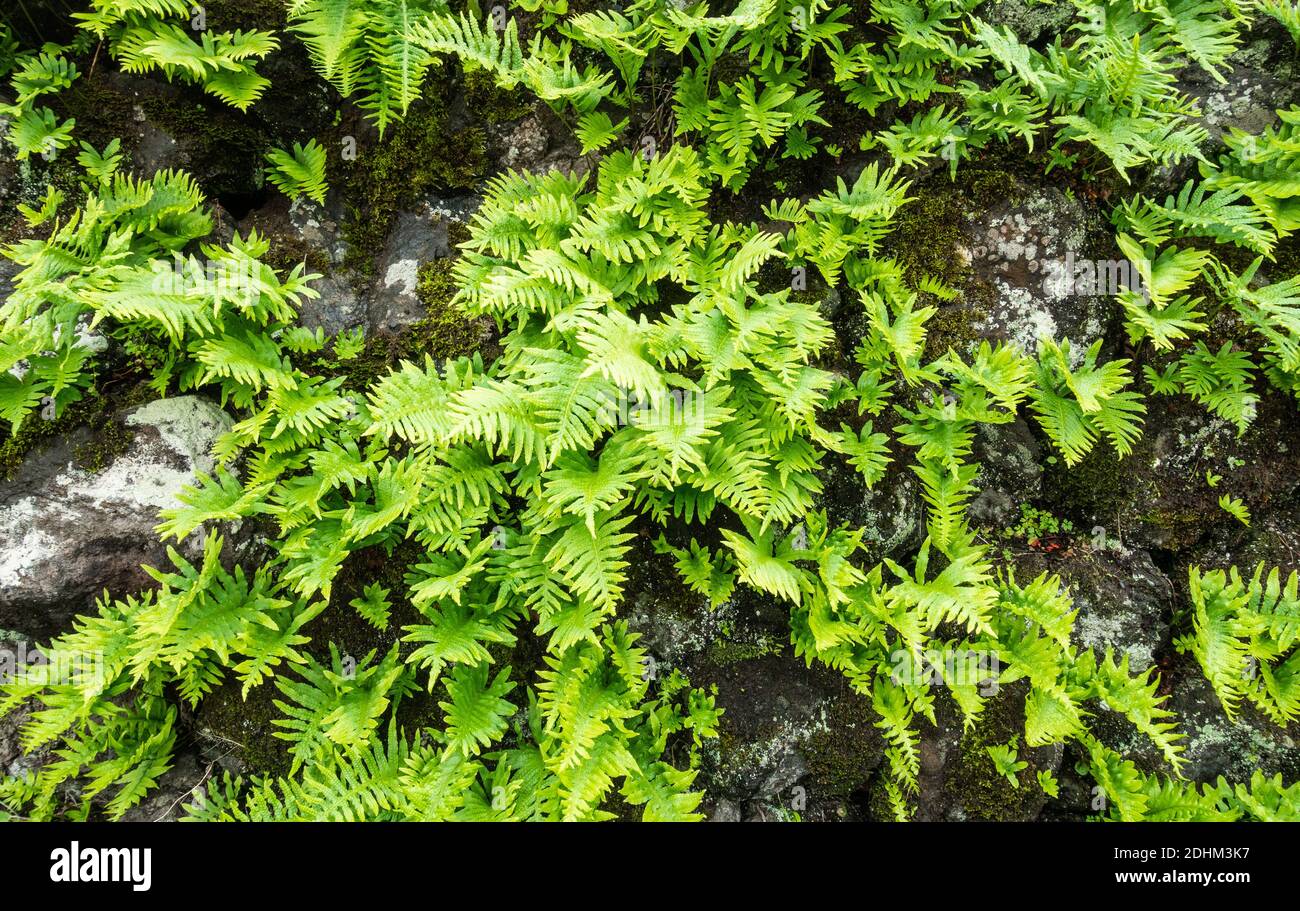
left=72, top=419, right=137, bottom=473
left=0, top=380, right=154, bottom=481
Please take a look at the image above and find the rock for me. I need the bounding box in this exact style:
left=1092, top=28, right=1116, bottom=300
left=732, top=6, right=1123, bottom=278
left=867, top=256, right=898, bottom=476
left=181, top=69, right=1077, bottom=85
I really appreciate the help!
left=1143, top=21, right=1300, bottom=196
left=366, top=194, right=480, bottom=334
left=1180, top=23, right=1300, bottom=146
left=287, top=197, right=349, bottom=266
left=1044, top=390, right=1300, bottom=553
left=1163, top=652, right=1300, bottom=783
left=905, top=682, right=1063, bottom=821
left=497, top=114, right=550, bottom=172
left=489, top=107, right=589, bottom=176
left=0, top=691, right=51, bottom=785
left=0, top=256, right=17, bottom=306
left=0, top=396, right=232, bottom=640
left=977, top=0, right=1076, bottom=43
left=1011, top=543, right=1174, bottom=672
left=971, top=418, right=1043, bottom=527
left=818, top=453, right=925, bottom=564
left=621, top=538, right=883, bottom=821
left=1188, top=496, right=1300, bottom=577
left=301, top=272, right=367, bottom=335
left=1092, top=649, right=1300, bottom=784
left=133, top=118, right=183, bottom=177
left=708, top=798, right=742, bottom=822
left=117, top=751, right=210, bottom=822
left=701, top=649, right=882, bottom=821
left=235, top=194, right=368, bottom=334
left=962, top=184, right=1117, bottom=359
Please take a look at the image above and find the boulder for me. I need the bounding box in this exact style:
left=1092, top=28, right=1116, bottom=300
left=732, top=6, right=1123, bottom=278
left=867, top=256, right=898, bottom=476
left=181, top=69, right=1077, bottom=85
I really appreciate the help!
left=621, top=539, right=884, bottom=821
left=0, top=396, right=232, bottom=639
left=1011, top=543, right=1174, bottom=672
left=962, top=185, right=1118, bottom=359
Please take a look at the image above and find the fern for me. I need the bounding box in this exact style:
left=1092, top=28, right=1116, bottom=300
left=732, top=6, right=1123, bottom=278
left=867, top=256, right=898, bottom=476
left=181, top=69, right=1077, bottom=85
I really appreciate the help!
left=1177, top=563, right=1300, bottom=725
left=1029, top=338, right=1145, bottom=466
left=265, top=139, right=330, bottom=206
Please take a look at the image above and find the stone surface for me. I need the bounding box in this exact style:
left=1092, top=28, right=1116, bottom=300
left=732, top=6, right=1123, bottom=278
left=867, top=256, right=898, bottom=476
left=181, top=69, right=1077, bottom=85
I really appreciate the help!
left=366, top=195, right=481, bottom=334
left=818, top=453, right=925, bottom=564
left=905, top=682, right=1063, bottom=822
left=971, top=418, right=1043, bottom=528
left=1044, top=390, right=1300, bottom=553
left=0, top=396, right=231, bottom=639
left=1012, top=543, right=1174, bottom=672
left=622, top=540, right=883, bottom=821
left=977, top=0, right=1076, bottom=42
left=961, top=185, right=1117, bottom=359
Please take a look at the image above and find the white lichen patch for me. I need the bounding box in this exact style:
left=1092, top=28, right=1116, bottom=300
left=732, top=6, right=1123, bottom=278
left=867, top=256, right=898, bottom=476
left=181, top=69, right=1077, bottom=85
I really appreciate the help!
left=1073, top=607, right=1155, bottom=670
left=383, top=259, right=420, bottom=297
left=125, top=396, right=231, bottom=475
left=0, top=499, right=60, bottom=581
left=0, top=397, right=231, bottom=586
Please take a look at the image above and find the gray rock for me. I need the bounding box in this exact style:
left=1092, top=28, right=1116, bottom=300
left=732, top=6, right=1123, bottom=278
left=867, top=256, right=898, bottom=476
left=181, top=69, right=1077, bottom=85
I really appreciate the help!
left=1012, top=544, right=1174, bottom=672
left=1144, top=22, right=1300, bottom=196
left=1164, top=652, right=1300, bottom=784
left=977, top=0, right=1075, bottom=43
left=971, top=418, right=1043, bottom=527
left=1180, top=26, right=1300, bottom=146
left=1095, top=650, right=1300, bottom=784
left=287, top=197, right=349, bottom=266
left=708, top=798, right=742, bottom=822
left=490, top=108, right=589, bottom=176
left=132, top=118, right=183, bottom=178
left=366, top=195, right=481, bottom=334
left=1054, top=391, right=1300, bottom=553
left=620, top=538, right=882, bottom=821
left=301, top=272, right=367, bottom=335
left=1190, top=498, right=1300, bottom=577
left=117, top=751, right=210, bottom=822
left=819, top=455, right=925, bottom=564
left=962, top=185, right=1117, bottom=359
left=0, top=396, right=232, bottom=639
left=701, top=650, right=882, bottom=822
left=498, top=114, right=550, bottom=172
left=890, top=680, right=1062, bottom=821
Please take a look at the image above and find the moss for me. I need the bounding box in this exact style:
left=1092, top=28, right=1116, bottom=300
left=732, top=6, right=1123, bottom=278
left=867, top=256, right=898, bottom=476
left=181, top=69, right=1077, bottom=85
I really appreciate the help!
left=72, top=419, right=137, bottom=473
left=195, top=674, right=294, bottom=776
left=53, top=71, right=140, bottom=162
left=886, top=166, right=1017, bottom=292
left=306, top=537, right=428, bottom=665
left=202, top=0, right=290, bottom=31
left=921, top=295, right=993, bottom=362
left=141, top=91, right=271, bottom=199
left=333, top=78, right=488, bottom=276
left=462, top=69, right=534, bottom=124
left=1270, top=234, right=1300, bottom=284
left=799, top=693, right=879, bottom=802
left=0, top=380, right=154, bottom=482
left=948, top=697, right=1050, bottom=821
left=1041, top=445, right=1137, bottom=523
left=706, top=636, right=783, bottom=667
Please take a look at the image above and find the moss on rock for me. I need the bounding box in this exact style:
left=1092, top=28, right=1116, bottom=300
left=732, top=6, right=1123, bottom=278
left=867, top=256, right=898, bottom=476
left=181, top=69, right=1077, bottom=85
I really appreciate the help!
left=332, top=78, right=488, bottom=276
